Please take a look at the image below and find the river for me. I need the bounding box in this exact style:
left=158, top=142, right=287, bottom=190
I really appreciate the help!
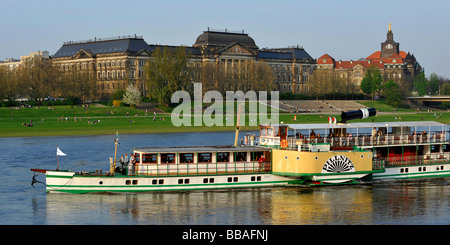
left=0, top=131, right=449, bottom=225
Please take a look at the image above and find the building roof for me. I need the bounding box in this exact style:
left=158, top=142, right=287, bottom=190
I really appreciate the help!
left=194, top=30, right=258, bottom=49
left=148, top=44, right=202, bottom=56
left=317, top=53, right=335, bottom=64
left=52, top=36, right=152, bottom=58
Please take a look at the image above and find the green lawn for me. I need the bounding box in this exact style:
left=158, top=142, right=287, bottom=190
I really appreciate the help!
left=0, top=104, right=448, bottom=137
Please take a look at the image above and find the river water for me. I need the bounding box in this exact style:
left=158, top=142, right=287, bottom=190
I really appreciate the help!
left=0, top=131, right=449, bottom=225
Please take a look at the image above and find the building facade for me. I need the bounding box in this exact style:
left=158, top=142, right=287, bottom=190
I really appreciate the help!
left=51, top=30, right=316, bottom=97
left=190, top=29, right=315, bottom=93
left=51, top=35, right=152, bottom=98
left=314, top=24, right=422, bottom=95
left=0, top=51, right=50, bottom=69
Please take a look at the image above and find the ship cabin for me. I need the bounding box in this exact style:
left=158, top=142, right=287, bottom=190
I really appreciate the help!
left=256, top=124, right=289, bottom=148
left=125, top=145, right=272, bottom=176
left=251, top=121, right=449, bottom=168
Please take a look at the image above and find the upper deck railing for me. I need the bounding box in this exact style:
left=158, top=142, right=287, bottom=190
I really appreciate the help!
left=287, top=132, right=447, bottom=149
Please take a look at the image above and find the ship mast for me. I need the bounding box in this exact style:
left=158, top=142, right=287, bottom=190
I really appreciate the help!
left=234, top=104, right=242, bottom=147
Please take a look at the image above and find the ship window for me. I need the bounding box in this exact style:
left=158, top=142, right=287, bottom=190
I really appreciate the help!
left=134, top=153, right=140, bottom=163
left=203, top=178, right=208, bottom=183
left=142, top=153, right=157, bottom=164
left=441, top=166, right=444, bottom=170
left=209, top=178, right=214, bottom=183
left=234, top=177, right=238, bottom=182
left=284, top=156, right=288, bottom=160
left=228, top=177, right=233, bottom=182
left=235, top=152, right=247, bottom=162
left=180, top=153, right=194, bottom=163
left=185, top=179, right=190, bottom=184
left=198, top=153, right=212, bottom=163
left=251, top=176, right=255, bottom=181
left=423, top=167, right=426, bottom=171
left=152, top=179, right=157, bottom=185
left=132, top=180, right=138, bottom=185
left=430, top=145, right=440, bottom=153
left=159, top=179, right=164, bottom=184
left=257, top=176, right=261, bottom=181
left=178, top=179, right=183, bottom=184
left=217, top=152, right=230, bottom=162
left=251, top=151, right=264, bottom=161
left=160, top=153, right=175, bottom=164
left=296, top=156, right=300, bottom=160
left=126, top=180, right=131, bottom=185
left=444, top=144, right=450, bottom=152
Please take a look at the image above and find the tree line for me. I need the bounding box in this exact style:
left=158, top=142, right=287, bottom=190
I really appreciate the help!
left=144, top=46, right=276, bottom=106
left=0, top=58, right=97, bottom=106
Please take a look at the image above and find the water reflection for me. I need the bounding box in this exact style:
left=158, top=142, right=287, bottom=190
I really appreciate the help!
left=41, top=178, right=450, bottom=225
left=1, top=133, right=449, bottom=225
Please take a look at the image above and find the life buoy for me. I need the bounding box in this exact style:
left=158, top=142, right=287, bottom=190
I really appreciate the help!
left=280, top=140, right=288, bottom=148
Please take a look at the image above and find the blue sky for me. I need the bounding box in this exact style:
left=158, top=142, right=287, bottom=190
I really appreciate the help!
left=1, top=0, right=449, bottom=78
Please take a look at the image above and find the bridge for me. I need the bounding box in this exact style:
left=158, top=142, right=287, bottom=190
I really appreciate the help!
left=406, top=96, right=450, bottom=102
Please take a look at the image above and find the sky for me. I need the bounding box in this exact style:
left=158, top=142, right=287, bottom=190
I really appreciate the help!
left=1, top=0, right=449, bottom=78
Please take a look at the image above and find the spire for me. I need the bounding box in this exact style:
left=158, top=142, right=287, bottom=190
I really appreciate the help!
left=389, top=23, right=391, bottom=32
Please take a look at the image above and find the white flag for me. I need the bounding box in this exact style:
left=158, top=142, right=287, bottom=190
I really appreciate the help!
left=57, top=147, right=66, bottom=156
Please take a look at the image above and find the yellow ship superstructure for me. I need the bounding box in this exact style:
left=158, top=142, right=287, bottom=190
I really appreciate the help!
left=272, top=147, right=373, bottom=184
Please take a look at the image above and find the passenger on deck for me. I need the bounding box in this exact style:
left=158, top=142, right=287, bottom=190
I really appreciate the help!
left=310, top=130, right=316, bottom=139
left=120, top=155, right=125, bottom=167
left=128, top=154, right=135, bottom=175
left=258, top=156, right=266, bottom=171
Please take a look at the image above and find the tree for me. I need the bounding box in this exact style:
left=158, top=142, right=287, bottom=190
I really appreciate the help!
left=428, top=73, right=440, bottom=95
left=0, top=66, right=20, bottom=101
left=382, top=79, right=404, bottom=107
left=145, top=46, right=191, bottom=106
left=308, top=69, right=332, bottom=99
left=62, top=69, right=97, bottom=103
left=413, top=71, right=428, bottom=96
left=360, top=66, right=382, bottom=99
left=122, top=84, right=141, bottom=106
left=18, top=58, right=59, bottom=104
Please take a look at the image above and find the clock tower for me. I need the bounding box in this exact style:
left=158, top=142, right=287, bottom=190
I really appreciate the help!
left=380, top=23, right=400, bottom=58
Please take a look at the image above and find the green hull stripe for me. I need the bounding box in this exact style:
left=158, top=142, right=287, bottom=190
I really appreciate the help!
left=47, top=180, right=301, bottom=193
left=272, top=171, right=372, bottom=177
left=374, top=170, right=450, bottom=179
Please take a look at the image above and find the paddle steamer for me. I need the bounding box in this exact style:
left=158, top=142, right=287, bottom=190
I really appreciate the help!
left=31, top=108, right=450, bottom=193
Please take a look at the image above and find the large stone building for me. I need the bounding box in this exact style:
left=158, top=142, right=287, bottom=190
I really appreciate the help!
left=51, top=30, right=316, bottom=97
left=315, top=24, right=422, bottom=94
left=51, top=35, right=152, bottom=97
left=190, top=29, right=315, bottom=93
left=0, top=51, right=50, bottom=69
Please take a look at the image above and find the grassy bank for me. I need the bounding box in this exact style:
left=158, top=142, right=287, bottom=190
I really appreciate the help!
left=0, top=105, right=448, bottom=137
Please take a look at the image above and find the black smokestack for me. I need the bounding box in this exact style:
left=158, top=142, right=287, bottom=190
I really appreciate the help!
left=340, top=108, right=376, bottom=123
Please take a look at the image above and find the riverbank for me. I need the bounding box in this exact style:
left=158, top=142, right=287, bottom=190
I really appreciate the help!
left=0, top=105, right=448, bottom=137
